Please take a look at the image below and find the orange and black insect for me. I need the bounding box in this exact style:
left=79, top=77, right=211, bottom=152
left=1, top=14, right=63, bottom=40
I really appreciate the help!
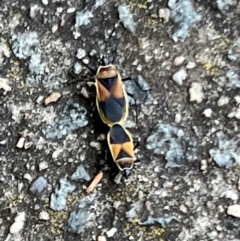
left=95, top=57, right=129, bottom=126
left=81, top=55, right=130, bottom=127
left=107, top=122, right=139, bottom=178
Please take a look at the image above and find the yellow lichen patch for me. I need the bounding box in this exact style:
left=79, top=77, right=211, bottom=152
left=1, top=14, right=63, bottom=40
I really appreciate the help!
left=152, top=226, right=165, bottom=236
left=211, top=37, right=231, bottom=54
left=5, top=192, right=25, bottom=208
left=204, top=62, right=212, bottom=71
left=146, top=17, right=158, bottom=27
left=123, top=218, right=165, bottom=240
left=49, top=209, right=68, bottom=232
left=203, top=63, right=222, bottom=77
left=209, top=66, right=222, bottom=77
left=128, top=1, right=148, bottom=10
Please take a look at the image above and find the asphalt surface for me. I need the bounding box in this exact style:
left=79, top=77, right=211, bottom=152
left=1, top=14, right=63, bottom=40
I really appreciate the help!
left=1, top=0, right=240, bottom=241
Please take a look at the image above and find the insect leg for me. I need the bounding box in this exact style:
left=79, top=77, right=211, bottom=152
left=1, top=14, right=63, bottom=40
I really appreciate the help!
left=126, top=91, right=138, bottom=126
left=80, top=61, right=97, bottom=75
left=134, top=141, right=140, bottom=150
left=122, top=76, right=132, bottom=81
left=111, top=45, right=118, bottom=64
left=134, top=159, right=141, bottom=164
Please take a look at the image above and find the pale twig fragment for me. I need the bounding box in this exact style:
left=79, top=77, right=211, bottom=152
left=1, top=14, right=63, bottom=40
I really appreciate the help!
left=86, top=170, right=103, bottom=193
left=44, top=92, right=61, bottom=105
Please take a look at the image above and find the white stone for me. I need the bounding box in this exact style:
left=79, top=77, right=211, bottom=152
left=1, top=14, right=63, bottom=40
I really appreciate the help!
left=42, top=0, right=48, bottom=5
left=76, top=49, right=86, bottom=59
left=203, top=108, right=212, bottom=117
left=0, top=77, right=11, bottom=95
left=10, top=212, right=26, bottom=235
left=39, top=161, right=48, bottom=171
left=36, top=96, right=44, bottom=104
left=52, top=149, right=61, bottom=159
left=217, top=96, right=229, bottom=106
left=52, top=24, right=58, bottom=33
left=175, top=113, right=181, bottom=123
left=106, top=227, right=117, bottom=237
left=200, top=159, right=207, bottom=171
left=186, top=61, right=196, bottom=69
left=234, top=96, right=240, bottom=105
left=179, top=204, right=188, bottom=213
left=16, top=137, right=25, bottom=148
left=23, top=173, right=32, bottom=182
left=173, top=56, right=185, bottom=66
left=67, top=7, right=76, bottom=13
left=227, top=204, right=240, bottom=218
left=38, top=211, right=50, bottom=220
left=97, top=236, right=107, bottom=241
left=30, top=5, right=38, bottom=18
left=82, top=58, right=89, bottom=65
left=189, top=82, right=204, bottom=103
left=158, top=8, right=171, bottom=23
left=172, top=69, right=187, bottom=85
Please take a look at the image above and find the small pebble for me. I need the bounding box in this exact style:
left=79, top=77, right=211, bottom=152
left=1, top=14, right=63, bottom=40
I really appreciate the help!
left=90, top=141, right=101, bottom=151
left=52, top=149, right=61, bottom=159
left=23, top=173, right=32, bottom=182
left=173, top=56, right=185, bottom=66
left=52, top=24, right=58, bottom=33
left=186, top=61, right=196, bottom=69
left=76, top=49, right=86, bottom=59
left=80, top=87, right=89, bottom=99
left=217, top=96, right=229, bottom=106
left=36, top=96, right=44, bottom=104
left=118, top=5, right=136, bottom=34
left=30, top=5, right=38, bottom=18
left=97, top=236, right=107, bottom=241
left=189, top=82, right=204, bottom=103
left=39, top=161, right=48, bottom=171
left=234, top=96, right=240, bottom=105
left=16, top=137, right=25, bottom=148
left=203, top=108, right=212, bottom=117
left=227, top=204, right=240, bottom=218
left=97, top=134, right=106, bottom=141
left=200, top=159, right=208, bottom=171
left=57, top=7, right=63, bottom=13
left=0, top=139, right=7, bottom=145
left=0, top=77, right=11, bottom=94
left=113, top=201, right=121, bottom=209
left=82, top=58, right=89, bottom=65
left=89, top=49, right=97, bottom=56
left=73, top=62, right=82, bottom=75
left=30, top=176, right=47, bottom=193
left=172, top=68, right=187, bottom=85
left=179, top=204, right=188, bottom=213
left=24, top=141, right=32, bottom=149
left=175, top=113, right=181, bottom=123
left=10, top=212, right=26, bottom=235
left=106, top=227, right=117, bottom=238
left=42, top=0, right=48, bottom=5
left=67, top=7, right=76, bottom=13
left=38, top=211, right=50, bottom=220
left=158, top=8, right=171, bottom=23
